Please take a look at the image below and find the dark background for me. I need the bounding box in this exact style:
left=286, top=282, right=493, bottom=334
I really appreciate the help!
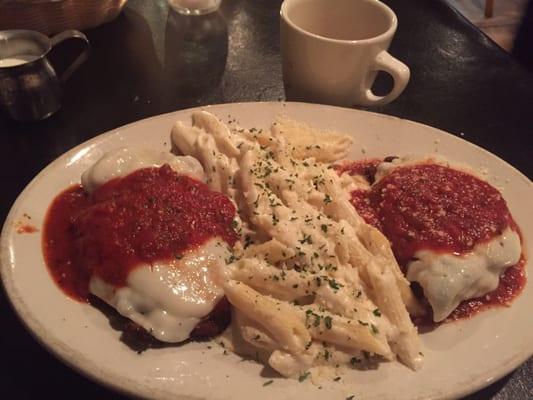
left=0, top=0, right=531, bottom=398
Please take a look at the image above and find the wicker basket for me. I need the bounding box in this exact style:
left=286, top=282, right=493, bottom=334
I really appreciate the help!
left=0, top=0, right=128, bottom=35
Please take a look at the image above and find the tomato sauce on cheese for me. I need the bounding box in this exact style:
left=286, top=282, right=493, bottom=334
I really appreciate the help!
left=352, top=163, right=517, bottom=267
left=343, top=161, right=525, bottom=321
left=43, top=165, right=237, bottom=301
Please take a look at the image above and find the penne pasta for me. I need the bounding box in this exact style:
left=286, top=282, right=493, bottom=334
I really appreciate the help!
left=170, top=111, right=424, bottom=379
left=223, top=280, right=311, bottom=353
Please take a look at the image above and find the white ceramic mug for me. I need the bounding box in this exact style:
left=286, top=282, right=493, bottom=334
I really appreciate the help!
left=280, top=0, right=410, bottom=107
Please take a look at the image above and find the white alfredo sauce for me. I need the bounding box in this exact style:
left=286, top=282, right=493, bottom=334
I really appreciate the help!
left=82, top=147, right=230, bottom=342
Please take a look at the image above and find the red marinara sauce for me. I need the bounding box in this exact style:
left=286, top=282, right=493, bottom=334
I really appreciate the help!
left=343, top=161, right=526, bottom=321
left=42, top=165, right=237, bottom=302
left=351, top=163, right=517, bottom=266
left=336, top=158, right=382, bottom=184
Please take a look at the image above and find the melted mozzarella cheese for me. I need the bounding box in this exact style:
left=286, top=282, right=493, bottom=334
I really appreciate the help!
left=406, top=228, right=521, bottom=322
left=81, top=147, right=205, bottom=193
left=90, top=238, right=229, bottom=342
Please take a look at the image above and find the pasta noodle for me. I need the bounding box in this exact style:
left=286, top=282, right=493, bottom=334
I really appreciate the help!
left=170, top=111, right=424, bottom=379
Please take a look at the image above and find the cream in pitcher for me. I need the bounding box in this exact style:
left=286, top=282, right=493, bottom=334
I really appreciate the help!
left=0, top=29, right=89, bottom=121
left=0, top=55, right=38, bottom=68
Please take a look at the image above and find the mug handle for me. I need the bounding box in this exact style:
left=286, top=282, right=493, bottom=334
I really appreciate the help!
left=50, top=30, right=90, bottom=84
left=360, top=51, right=410, bottom=106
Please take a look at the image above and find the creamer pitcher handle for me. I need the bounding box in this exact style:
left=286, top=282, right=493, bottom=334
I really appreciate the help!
left=50, top=30, right=90, bottom=84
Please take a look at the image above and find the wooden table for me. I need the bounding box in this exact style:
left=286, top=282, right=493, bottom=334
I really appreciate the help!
left=0, top=0, right=531, bottom=398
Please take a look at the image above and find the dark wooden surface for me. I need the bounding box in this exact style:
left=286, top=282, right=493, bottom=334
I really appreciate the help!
left=0, top=0, right=532, bottom=398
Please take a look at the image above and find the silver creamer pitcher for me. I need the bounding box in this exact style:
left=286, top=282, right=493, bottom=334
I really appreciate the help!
left=0, top=30, right=89, bottom=121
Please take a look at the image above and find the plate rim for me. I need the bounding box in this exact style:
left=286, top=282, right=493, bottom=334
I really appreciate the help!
left=1, top=101, right=532, bottom=400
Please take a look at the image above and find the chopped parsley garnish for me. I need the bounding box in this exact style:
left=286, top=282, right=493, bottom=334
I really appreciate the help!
left=261, top=167, right=272, bottom=178
left=263, top=380, right=273, bottom=386
left=350, top=357, right=361, bottom=366
left=225, top=254, right=238, bottom=264
left=305, top=309, right=321, bottom=328
left=298, top=372, right=311, bottom=382
left=372, top=308, right=381, bottom=317
left=299, top=233, right=313, bottom=244
left=253, top=194, right=261, bottom=208
left=244, top=235, right=254, bottom=249
left=327, top=278, right=342, bottom=290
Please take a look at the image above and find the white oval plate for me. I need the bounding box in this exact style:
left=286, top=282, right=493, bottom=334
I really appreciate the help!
left=1, top=102, right=532, bottom=400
